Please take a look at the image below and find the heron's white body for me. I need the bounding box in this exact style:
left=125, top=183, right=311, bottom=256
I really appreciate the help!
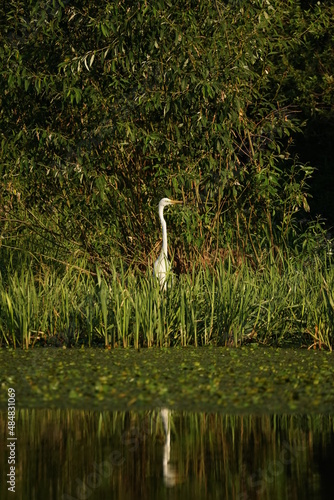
left=154, top=198, right=181, bottom=290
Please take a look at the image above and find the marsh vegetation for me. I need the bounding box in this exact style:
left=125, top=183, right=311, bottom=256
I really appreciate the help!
left=0, top=249, right=333, bottom=350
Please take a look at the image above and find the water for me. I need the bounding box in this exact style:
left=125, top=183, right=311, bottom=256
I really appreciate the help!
left=1, top=409, right=334, bottom=499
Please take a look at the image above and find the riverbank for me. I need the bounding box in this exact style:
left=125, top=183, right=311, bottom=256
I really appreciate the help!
left=1, top=253, right=333, bottom=350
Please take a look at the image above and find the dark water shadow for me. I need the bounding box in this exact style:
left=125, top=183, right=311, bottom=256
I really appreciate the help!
left=1, top=410, right=334, bottom=499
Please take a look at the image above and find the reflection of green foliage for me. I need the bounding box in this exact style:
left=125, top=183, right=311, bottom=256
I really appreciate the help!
left=1, top=410, right=332, bottom=498
left=1, top=1, right=333, bottom=269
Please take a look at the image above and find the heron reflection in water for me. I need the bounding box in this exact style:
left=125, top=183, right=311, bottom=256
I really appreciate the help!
left=160, top=408, right=181, bottom=487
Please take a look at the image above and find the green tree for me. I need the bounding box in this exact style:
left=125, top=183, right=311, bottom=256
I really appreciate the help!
left=0, top=0, right=332, bottom=271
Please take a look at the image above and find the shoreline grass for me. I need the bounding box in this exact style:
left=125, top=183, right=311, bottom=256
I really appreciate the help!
left=0, top=251, right=333, bottom=350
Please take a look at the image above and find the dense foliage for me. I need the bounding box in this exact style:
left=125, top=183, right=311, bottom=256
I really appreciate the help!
left=1, top=0, right=333, bottom=271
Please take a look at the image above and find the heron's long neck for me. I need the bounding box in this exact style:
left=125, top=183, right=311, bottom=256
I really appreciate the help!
left=159, top=205, right=168, bottom=257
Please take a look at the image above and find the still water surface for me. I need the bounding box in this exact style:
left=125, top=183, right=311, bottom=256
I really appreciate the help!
left=1, top=409, right=333, bottom=500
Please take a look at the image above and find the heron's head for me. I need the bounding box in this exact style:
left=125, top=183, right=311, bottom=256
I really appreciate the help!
left=159, top=198, right=182, bottom=209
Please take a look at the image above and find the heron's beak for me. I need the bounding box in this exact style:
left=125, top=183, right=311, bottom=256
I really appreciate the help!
left=170, top=199, right=183, bottom=205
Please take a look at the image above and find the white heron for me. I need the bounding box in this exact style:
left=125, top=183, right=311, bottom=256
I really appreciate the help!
left=154, top=197, right=182, bottom=290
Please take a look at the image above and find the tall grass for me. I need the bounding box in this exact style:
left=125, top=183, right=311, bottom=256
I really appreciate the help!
left=0, top=251, right=333, bottom=350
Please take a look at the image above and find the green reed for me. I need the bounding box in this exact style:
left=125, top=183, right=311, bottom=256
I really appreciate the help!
left=0, top=251, right=333, bottom=349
